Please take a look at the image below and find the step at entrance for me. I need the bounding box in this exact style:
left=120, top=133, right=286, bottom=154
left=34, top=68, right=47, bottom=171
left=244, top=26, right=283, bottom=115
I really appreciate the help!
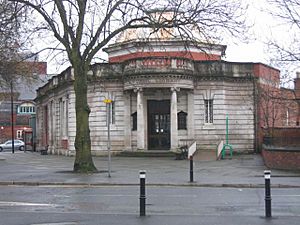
left=117, top=150, right=175, bottom=157
left=193, top=149, right=217, bottom=161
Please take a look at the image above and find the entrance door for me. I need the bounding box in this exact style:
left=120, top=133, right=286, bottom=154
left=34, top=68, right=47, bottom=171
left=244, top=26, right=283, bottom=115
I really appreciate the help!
left=148, top=100, right=170, bottom=150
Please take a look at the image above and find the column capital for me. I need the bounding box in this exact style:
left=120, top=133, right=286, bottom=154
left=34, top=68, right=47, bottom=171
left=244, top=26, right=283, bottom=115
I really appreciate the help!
left=171, top=87, right=180, bottom=92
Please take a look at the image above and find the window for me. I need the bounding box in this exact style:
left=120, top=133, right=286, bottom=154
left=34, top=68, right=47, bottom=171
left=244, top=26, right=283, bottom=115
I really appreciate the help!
left=65, top=96, right=69, bottom=135
left=131, top=112, right=137, bottom=131
left=59, top=98, right=67, bottom=137
left=18, top=105, right=36, bottom=114
left=107, top=101, right=116, bottom=125
left=204, top=99, right=213, bottom=123
left=111, top=101, right=115, bottom=124
left=177, top=111, right=187, bottom=130
left=17, top=130, right=23, bottom=139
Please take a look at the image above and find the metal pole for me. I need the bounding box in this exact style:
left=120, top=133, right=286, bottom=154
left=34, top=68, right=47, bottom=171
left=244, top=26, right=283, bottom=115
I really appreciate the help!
left=24, top=131, right=27, bottom=152
left=107, top=103, right=111, bottom=178
left=139, top=170, right=146, bottom=216
left=264, top=170, right=272, bottom=218
left=10, top=81, right=14, bottom=154
left=226, top=115, right=229, bottom=145
left=190, top=155, right=194, bottom=183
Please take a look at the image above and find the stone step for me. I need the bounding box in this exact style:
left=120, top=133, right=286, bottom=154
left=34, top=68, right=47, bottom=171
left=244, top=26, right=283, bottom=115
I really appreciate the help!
left=193, top=149, right=217, bottom=161
left=117, top=150, right=175, bottom=158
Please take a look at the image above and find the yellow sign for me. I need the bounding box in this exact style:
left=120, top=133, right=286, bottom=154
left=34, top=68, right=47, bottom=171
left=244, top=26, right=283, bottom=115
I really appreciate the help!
left=103, top=99, right=112, bottom=104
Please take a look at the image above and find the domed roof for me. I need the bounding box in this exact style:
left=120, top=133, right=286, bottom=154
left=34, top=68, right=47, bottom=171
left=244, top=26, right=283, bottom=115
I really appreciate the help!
left=104, top=11, right=226, bottom=63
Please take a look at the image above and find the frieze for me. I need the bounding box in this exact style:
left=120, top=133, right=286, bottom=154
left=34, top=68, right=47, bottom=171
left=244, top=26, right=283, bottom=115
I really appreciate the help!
left=124, top=74, right=194, bottom=90
left=194, top=76, right=254, bottom=83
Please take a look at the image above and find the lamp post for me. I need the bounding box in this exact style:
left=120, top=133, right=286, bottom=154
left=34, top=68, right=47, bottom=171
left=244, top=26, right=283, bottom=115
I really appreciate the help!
left=10, top=81, right=14, bottom=154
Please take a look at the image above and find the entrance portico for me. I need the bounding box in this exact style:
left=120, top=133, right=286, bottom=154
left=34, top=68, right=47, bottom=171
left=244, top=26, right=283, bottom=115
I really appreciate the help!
left=123, top=57, right=195, bottom=151
left=133, top=86, right=184, bottom=151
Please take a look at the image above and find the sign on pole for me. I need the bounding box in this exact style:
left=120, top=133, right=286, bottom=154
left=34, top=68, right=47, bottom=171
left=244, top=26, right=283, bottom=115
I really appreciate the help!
left=103, top=98, right=112, bottom=104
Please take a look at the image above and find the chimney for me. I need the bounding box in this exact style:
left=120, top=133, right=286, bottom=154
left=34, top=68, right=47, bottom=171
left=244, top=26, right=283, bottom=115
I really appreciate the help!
left=295, top=72, right=300, bottom=99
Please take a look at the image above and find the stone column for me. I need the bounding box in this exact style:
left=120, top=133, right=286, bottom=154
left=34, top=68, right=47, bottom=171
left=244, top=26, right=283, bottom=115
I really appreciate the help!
left=187, top=91, right=195, bottom=139
left=136, top=88, right=145, bottom=150
left=123, top=92, right=132, bottom=150
left=171, top=87, right=179, bottom=150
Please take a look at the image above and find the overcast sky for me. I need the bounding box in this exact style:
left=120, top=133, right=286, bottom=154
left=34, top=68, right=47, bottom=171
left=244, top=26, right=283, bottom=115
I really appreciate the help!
left=225, top=0, right=299, bottom=87
left=226, top=0, right=279, bottom=63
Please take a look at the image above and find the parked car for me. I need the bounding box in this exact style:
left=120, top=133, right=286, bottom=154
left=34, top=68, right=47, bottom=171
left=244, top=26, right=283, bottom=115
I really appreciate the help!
left=0, top=140, right=25, bottom=152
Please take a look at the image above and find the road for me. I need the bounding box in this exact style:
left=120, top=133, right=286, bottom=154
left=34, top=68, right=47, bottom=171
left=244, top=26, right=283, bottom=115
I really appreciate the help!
left=0, top=185, right=299, bottom=225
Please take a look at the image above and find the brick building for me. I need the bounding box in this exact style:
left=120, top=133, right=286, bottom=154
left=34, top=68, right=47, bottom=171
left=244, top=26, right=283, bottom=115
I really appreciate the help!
left=0, top=60, right=47, bottom=144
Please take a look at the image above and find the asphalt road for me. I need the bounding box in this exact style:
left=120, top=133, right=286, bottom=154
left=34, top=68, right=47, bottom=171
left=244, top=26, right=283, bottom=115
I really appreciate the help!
left=0, top=185, right=299, bottom=225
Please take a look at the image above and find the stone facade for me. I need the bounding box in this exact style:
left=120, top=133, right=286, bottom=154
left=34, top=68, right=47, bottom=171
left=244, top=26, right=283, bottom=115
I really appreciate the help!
left=35, top=38, right=298, bottom=157
left=35, top=57, right=258, bottom=156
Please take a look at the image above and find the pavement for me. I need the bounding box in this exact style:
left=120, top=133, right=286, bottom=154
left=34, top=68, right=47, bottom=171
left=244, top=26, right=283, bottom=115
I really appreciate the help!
left=0, top=151, right=300, bottom=188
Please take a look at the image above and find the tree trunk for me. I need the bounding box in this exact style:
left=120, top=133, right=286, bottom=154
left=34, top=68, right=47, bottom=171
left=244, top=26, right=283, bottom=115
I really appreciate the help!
left=72, top=63, right=97, bottom=173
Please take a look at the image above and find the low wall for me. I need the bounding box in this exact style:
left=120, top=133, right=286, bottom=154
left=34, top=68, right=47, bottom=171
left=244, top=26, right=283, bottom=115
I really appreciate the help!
left=265, top=127, right=300, bottom=146
left=262, top=145, right=300, bottom=170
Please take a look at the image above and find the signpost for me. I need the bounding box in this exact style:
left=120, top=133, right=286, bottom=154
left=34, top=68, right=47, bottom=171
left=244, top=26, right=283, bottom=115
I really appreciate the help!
left=104, top=98, right=112, bottom=178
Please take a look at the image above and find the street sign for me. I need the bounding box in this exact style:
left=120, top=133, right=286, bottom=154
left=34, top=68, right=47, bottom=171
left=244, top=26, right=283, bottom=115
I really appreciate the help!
left=103, top=99, right=112, bottom=104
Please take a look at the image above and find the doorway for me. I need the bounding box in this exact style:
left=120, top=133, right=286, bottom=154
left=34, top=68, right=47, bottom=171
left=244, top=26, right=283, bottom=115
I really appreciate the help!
left=147, top=100, right=170, bottom=150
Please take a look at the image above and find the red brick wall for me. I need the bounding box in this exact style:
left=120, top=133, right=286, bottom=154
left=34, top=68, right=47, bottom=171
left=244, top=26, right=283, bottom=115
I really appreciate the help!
left=109, top=51, right=221, bottom=63
left=0, top=125, right=31, bottom=142
left=272, top=127, right=300, bottom=137
left=271, top=128, right=300, bottom=146
left=253, top=63, right=280, bottom=82
left=262, top=147, right=300, bottom=170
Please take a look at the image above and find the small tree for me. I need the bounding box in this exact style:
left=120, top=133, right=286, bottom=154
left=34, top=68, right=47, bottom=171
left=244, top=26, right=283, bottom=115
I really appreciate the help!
left=257, top=80, right=298, bottom=146
left=258, top=84, right=283, bottom=137
left=10, top=0, right=248, bottom=172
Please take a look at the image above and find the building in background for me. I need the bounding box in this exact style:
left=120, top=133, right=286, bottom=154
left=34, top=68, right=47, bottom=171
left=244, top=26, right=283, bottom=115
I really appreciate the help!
left=0, top=57, right=47, bottom=146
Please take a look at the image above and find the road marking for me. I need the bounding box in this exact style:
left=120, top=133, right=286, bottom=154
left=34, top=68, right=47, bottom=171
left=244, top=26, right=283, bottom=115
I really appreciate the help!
left=273, top=195, right=300, bottom=197
left=68, top=194, right=198, bottom=198
left=30, top=223, right=78, bottom=225
left=0, top=201, right=57, bottom=207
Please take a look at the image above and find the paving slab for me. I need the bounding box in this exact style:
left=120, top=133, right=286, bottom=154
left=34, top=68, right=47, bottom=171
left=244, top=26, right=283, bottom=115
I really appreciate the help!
left=0, top=151, right=299, bottom=187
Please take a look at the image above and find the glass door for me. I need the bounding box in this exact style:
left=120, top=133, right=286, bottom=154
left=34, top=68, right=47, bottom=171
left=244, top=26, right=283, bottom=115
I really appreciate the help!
left=148, top=100, right=170, bottom=150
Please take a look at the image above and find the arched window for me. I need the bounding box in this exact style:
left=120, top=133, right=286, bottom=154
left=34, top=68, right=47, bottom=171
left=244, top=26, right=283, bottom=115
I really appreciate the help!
left=177, top=111, right=187, bottom=130
left=204, top=99, right=213, bottom=123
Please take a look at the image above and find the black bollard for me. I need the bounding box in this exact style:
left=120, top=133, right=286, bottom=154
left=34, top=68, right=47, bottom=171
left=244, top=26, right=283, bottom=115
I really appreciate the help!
left=190, top=156, right=194, bottom=183
left=264, top=170, right=272, bottom=218
left=139, top=170, right=146, bottom=216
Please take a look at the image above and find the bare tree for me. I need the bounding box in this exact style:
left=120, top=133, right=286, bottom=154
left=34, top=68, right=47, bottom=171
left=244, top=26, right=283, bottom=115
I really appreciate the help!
left=0, top=0, right=21, bottom=85
left=0, top=0, right=43, bottom=99
left=9, top=0, right=248, bottom=172
left=267, top=0, right=300, bottom=61
left=266, top=0, right=300, bottom=85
